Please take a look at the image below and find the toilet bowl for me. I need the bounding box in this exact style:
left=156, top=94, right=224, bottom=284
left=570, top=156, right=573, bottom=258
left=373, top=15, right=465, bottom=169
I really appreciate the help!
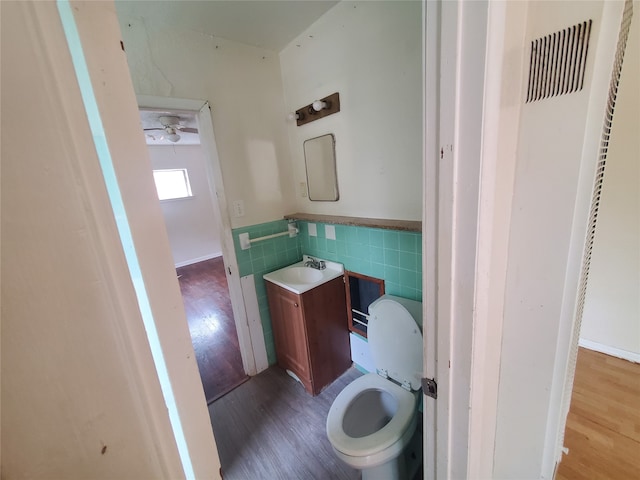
left=327, top=373, right=419, bottom=470
left=326, top=295, right=423, bottom=480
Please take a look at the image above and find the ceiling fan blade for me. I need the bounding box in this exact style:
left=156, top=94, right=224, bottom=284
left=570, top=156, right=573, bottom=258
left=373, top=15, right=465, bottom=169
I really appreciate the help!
left=178, top=127, right=199, bottom=134
left=144, top=127, right=165, bottom=131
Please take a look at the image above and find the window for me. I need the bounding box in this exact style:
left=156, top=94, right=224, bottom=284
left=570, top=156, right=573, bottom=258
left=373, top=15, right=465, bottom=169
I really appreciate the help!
left=152, top=169, right=193, bottom=200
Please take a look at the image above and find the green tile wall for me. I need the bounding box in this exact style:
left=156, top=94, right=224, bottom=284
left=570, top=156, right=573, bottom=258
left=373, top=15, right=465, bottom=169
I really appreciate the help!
left=233, top=219, right=422, bottom=366
left=299, top=221, right=422, bottom=302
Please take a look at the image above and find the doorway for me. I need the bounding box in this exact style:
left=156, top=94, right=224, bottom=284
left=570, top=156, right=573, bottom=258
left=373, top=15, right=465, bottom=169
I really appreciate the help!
left=177, top=258, right=248, bottom=403
left=140, top=105, right=249, bottom=403
left=557, top=2, right=639, bottom=476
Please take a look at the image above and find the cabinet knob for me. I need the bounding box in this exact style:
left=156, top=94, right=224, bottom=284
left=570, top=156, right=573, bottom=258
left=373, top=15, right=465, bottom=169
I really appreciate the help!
left=294, top=303, right=299, bottom=307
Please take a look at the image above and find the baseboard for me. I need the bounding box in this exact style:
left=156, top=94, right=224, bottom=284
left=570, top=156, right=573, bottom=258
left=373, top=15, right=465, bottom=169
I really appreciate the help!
left=579, top=338, right=640, bottom=364
left=175, top=252, right=222, bottom=268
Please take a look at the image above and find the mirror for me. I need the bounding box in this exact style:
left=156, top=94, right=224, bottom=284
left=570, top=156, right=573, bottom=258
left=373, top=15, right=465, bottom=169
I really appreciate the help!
left=304, top=134, right=339, bottom=201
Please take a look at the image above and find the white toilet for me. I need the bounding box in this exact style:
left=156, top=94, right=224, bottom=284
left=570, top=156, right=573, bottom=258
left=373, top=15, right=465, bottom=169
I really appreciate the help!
left=326, top=294, right=423, bottom=480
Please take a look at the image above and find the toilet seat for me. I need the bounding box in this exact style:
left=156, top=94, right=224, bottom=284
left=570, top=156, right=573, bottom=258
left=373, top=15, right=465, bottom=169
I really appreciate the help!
left=326, top=295, right=423, bottom=476
left=327, top=373, right=417, bottom=463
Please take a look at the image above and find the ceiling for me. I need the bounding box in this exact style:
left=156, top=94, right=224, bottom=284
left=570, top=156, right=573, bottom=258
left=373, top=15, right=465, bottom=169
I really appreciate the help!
left=129, top=1, right=339, bottom=145
left=115, top=0, right=339, bottom=52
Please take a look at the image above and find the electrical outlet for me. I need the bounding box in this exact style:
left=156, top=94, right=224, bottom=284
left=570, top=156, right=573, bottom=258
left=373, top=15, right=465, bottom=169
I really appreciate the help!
left=299, top=182, right=308, bottom=198
left=232, top=200, right=245, bottom=217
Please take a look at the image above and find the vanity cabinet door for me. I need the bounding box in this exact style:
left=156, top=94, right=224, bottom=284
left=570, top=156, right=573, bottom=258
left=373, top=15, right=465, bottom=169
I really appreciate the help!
left=266, top=283, right=312, bottom=392
left=266, top=276, right=351, bottom=396
left=301, top=276, right=352, bottom=394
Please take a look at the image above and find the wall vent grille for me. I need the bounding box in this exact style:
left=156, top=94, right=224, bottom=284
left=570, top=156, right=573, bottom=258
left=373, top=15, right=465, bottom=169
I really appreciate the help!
left=526, top=20, right=592, bottom=103
left=557, top=0, right=634, bottom=461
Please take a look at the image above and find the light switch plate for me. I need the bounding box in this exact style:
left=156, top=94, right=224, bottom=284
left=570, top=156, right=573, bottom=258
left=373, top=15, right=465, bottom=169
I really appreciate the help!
left=232, top=200, right=245, bottom=217
left=308, top=223, right=317, bottom=237
left=325, top=225, right=336, bottom=240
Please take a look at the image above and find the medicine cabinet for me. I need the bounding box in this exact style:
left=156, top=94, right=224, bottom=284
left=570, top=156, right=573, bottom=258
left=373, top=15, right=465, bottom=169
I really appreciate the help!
left=303, top=133, right=339, bottom=201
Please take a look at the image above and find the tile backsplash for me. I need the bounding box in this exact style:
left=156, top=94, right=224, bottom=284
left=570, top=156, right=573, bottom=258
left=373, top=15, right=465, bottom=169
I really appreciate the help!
left=298, top=222, right=422, bottom=302
left=232, top=219, right=422, bottom=366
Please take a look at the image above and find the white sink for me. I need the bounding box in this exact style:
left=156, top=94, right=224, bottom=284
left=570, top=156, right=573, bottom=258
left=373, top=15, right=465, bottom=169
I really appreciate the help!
left=280, top=266, right=324, bottom=284
left=263, top=256, right=344, bottom=294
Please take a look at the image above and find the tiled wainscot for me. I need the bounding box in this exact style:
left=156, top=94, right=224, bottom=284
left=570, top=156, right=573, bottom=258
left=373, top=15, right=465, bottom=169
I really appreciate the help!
left=233, top=219, right=422, bottom=367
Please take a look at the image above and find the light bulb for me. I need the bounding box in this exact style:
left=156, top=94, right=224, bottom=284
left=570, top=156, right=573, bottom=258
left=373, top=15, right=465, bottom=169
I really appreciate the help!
left=165, top=127, right=181, bottom=142
left=312, top=100, right=327, bottom=112
left=287, top=111, right=305, bottom=122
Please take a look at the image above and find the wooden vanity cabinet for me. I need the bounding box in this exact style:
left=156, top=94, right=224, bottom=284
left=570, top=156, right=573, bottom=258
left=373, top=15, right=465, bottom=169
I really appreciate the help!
left=266, top=276, right=351, bottom=396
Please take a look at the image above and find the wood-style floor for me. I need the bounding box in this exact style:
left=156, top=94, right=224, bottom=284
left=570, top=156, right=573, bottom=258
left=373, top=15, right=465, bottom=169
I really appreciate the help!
left=177, top=257, right=248, bottom=404
left=556, top=347, right=640, bottom=480
left=209, top=366, right=362, bottom=480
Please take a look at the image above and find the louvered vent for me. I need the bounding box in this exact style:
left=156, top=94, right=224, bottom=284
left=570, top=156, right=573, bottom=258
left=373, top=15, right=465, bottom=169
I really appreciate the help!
left=557, top=0, right=634, bottom=460
left=526, top=20, right=592, bottom=102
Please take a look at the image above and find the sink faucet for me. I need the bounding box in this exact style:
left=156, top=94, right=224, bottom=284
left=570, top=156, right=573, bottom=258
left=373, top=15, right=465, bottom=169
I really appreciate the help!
left=304, top=257, right=326, bottom=270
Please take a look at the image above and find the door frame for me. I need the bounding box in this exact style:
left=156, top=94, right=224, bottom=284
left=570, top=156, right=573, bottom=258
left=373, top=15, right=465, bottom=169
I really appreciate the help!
left=423, top=1, right=490, bottom=478
left=137, top=94, right=267, bottom=377
left=461, top=1, right=629, bottom=478
left=421, top=1, right=440, bottom=478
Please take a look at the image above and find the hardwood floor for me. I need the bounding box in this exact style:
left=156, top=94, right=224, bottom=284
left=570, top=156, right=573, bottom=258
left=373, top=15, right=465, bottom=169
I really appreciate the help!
left=209, top=366, right=362, bottom=480
left=177, top=257, right=248, bottom=404
left=556, top=348, right=640, bottom=480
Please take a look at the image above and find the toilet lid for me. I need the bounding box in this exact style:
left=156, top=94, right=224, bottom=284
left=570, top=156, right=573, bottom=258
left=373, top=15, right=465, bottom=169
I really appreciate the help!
left=368, top=295, right=423, bottom=391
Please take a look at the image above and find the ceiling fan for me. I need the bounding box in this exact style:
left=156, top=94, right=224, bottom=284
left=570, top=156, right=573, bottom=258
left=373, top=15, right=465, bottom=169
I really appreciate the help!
left=144, top=115, right=198, bottom=143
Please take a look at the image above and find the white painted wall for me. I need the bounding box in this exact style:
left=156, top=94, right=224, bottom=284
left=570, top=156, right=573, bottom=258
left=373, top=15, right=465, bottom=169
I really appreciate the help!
left=118, top=1, right=422, bottom=224
left=72, top=3, right=221, bottom=476
left=1, top=2, right=218, bottom=477
left=580, top=5, right=640, bottom=359
left=148, top=145, right=222, bottom=267
left=279, top=1, right=423, bottom=221
left=1, top=1, right=220, bottom=477
left=488, top=2, right=624, bottom=478
left=115, top=7, right=295, bottom=228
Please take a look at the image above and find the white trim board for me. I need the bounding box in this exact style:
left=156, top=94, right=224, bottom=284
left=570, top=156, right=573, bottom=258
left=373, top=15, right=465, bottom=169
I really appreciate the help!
left=175, top=253, right=222, bottom=268
left=137, top=95, right=206, bottom=112
left=579, top=338, right=640, bottom=364
left=240, top=275, right=269, bottom=373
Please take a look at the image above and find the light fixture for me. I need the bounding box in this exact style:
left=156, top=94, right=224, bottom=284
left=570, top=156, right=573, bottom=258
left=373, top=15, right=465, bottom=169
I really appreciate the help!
left=291, top=92, right=340, bottom=127
left=165, top=127, right=181, bottom=143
